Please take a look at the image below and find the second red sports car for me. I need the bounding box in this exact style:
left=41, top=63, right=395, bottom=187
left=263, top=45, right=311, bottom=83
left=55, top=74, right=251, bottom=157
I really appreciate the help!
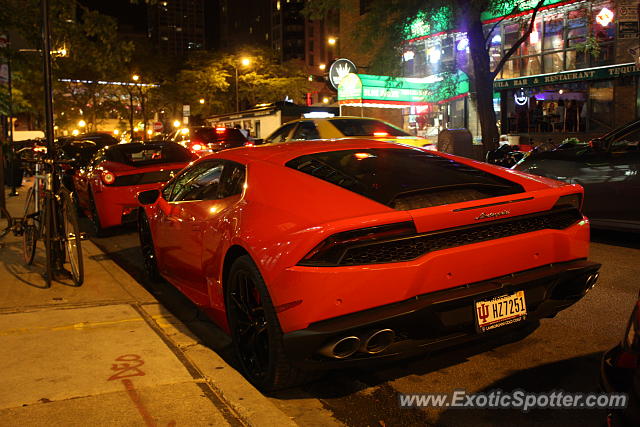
left=74, top=142, right=195, bottom=235
left=137, top=140, right=600, bottom=390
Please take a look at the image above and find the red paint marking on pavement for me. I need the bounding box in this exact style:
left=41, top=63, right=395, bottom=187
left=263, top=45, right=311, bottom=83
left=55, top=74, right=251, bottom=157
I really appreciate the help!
left=108, top=354, right=146, bottom=381
left=122, top=378, right=157, bottom=427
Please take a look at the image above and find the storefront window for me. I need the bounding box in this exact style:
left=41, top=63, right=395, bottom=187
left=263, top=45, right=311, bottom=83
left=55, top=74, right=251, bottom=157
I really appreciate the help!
left=565, top=49, right=587, bottom=70
left=567, top=8, right=587, bottom=46
left=543, top=52, right=563, bottom=73
left=543, top=14, right=564, bottom=51
left=504, top=22, right=523, bottom=56
left=523, top=55, right=542, bottom=75
left=522, top=19, right=541, bottom=55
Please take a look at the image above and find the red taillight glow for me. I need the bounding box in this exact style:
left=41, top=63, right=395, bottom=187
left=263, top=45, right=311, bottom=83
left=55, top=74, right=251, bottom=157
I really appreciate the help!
left=245, top=142, right=254, bottom=147
left=216, top=127, right=226, bottom=133
left=299, top=222, right=416, bottom=266
left=101, top=171, right=116, bottom=185
left=373, top=131, right=389, bottom=137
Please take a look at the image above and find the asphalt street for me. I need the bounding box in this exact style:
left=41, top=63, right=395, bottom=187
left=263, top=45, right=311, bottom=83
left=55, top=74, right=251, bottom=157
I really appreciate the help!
left=87, top=218, right=640, bottom=427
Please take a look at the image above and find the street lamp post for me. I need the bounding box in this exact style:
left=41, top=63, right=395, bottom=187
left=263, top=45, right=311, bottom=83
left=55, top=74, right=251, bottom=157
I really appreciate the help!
left=233, top=57, right=251, bottom=112
left=131, top=74, right=148, bottom=142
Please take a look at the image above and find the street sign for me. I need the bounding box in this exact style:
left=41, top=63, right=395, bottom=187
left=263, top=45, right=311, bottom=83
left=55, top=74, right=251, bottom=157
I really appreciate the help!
left=618, top=0, right=640, bottom=39
left=153, top=121, right=163, bottom=132
left=182, top=104, right=190, bottom=116
left=328, top=58, right=357, bottom=91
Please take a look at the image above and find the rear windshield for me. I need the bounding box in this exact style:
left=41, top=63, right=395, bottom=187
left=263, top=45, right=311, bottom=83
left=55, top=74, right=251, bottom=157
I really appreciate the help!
left=105, top=143, right=194, bottom=166
left=330, top=119, right=410, bottom=137
left=192, top=127, right=247, bottom=142
left=286, top=149, right=524, bottom=210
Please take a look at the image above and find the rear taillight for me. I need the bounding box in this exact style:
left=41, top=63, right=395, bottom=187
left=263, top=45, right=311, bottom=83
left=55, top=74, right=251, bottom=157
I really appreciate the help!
left=245, top=142, right=254, bottom=147
left=101, top=170, right=116, bottom=185
left=299, top=221, right=416, bottom=266
left=191, top=143, right=203, bottom=151
left=553, top=193, right=582, bottom=211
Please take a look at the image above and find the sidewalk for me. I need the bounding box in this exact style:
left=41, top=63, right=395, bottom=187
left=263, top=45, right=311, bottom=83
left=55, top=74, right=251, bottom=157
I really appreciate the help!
left=0, top=184, right=296, bottom=426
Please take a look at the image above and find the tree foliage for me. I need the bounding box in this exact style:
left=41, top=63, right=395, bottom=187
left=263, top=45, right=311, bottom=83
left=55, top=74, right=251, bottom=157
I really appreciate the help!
left=304, top=0, right=546, bottom=149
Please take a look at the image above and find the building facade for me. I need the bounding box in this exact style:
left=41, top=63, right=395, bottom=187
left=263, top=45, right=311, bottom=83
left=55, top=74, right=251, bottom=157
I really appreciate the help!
left=147, top=0, right=207, bottom=56
left=339, top=0, right=640, bottom=144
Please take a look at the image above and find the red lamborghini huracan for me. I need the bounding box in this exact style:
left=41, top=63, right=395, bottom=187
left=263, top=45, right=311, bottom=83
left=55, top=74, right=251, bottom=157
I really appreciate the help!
left=137, top=140, right=600, bottom=390
left=74, top=142, right=195, bottom=235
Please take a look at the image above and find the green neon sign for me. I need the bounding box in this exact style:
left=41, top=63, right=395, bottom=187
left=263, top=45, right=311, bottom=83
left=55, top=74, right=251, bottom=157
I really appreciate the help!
left=338, top=71, right=469, bottom=104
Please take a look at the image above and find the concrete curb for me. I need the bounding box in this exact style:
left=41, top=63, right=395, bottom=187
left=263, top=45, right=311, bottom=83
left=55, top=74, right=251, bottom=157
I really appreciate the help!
left=84, top=240, right=297, bottom=426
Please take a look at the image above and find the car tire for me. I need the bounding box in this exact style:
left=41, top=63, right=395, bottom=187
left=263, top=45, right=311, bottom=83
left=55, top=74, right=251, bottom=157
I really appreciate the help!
left=89, top=191, right=106, bottom=237
left=138, top=211, right=161, bottom=283
left=225, top=255, right=313, bottom=391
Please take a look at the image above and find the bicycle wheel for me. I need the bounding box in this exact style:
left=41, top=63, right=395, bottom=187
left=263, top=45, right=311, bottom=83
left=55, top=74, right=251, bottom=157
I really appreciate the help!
left=60, top=191, right=83, bottom=286
left=22, top=187, right=38, bottom=264
left=42, top=194, right=53, bottom=287
left=0, top=208, right=11, bottom=239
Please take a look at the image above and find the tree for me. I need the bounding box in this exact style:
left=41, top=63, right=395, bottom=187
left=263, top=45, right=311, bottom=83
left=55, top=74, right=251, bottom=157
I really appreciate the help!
left=174, top=47, right=309, bottom=117
left=1, top=0, right=135, bottom=131
left=306, top=0, right=546, bottom=152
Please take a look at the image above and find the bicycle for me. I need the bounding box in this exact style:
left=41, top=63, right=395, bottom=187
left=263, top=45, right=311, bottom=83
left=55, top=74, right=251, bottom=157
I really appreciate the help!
left=2, top=147, right=84, bottom=287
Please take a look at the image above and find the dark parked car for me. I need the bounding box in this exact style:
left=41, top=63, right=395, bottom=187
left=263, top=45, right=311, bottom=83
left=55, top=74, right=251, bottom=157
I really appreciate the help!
left=57, top=133, right=120, bottom=191
left=515, top=120, right=640, bottom=232
left=601, top=291, right=640, bottom=426
left=168, top=126, right=250, bottom=156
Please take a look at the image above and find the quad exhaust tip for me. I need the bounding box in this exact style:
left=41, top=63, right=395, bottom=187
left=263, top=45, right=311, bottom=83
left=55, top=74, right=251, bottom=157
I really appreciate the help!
left=319, top=336, right=361, bottom=359
left=360, top=329, right=396, bottom=354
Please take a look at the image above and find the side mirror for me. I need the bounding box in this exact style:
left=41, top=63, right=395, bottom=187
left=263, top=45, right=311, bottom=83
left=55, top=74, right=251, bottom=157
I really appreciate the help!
left=589, top=138, right=606, bottom=151
left=138, top=189, right=160, bottom=206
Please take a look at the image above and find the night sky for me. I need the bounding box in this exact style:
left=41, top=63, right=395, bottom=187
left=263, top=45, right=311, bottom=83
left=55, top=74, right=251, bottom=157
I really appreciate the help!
left=81, top=0, right=147, bottom=33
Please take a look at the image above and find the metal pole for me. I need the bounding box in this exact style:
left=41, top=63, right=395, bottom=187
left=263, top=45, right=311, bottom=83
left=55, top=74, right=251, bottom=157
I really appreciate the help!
left=41, top=0, right=55, bottom=160
left=140, top=84, right=147, bottom=142
left=234, top=65, right=239, bottom=112
left=7, top=49, right=17, bottom=197
left=41, top=0, right=63, bottom=273
left=129, top=87, right=134, bottom=141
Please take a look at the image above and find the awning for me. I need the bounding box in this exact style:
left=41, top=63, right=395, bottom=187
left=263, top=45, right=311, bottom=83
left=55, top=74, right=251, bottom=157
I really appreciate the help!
left=494, top=63, right=640, bottom=90
left=338, top=71, right=469, bottom=108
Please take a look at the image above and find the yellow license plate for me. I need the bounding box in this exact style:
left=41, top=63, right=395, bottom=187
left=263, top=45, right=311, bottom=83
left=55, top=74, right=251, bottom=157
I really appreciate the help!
left=475, top=291, right=527, bottom=332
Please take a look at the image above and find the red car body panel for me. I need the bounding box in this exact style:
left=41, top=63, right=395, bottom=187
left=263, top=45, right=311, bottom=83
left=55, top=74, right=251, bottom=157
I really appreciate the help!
left=141, top=140, right=595, bottom=342
left=75, top=160, right=190, bottom=228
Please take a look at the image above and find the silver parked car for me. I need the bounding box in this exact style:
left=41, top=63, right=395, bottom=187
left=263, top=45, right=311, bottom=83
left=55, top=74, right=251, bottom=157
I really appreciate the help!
left=515, top=120, right=640, bottom=232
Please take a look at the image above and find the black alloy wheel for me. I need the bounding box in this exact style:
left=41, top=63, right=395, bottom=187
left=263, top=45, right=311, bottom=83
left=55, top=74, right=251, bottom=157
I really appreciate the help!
left=225, top=255, right=312, bottom=391
left=138, top=212, right=160, bottom=282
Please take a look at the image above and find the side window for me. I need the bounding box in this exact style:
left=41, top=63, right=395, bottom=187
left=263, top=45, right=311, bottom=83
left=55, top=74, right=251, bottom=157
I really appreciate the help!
left=291, top=121, right=320, bottom=140
left=163, top=163, right=207, bottom=201
left=611, top=128, right=640, bottom=152
left=219, top=161, right=246, bottom=198
left=172, top=161, right=224, bottom=202
left=266, top=123, right=296, bottom=144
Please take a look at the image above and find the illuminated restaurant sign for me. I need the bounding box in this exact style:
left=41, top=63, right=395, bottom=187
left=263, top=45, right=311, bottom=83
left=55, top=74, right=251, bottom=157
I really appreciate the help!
left=493, top=63, right=640, bottom=90
left=338, top=71, right=469, bottom=105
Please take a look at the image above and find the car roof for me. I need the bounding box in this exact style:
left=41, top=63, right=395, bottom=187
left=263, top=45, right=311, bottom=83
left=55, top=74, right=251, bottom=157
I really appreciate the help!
left=202, top=139, right=424, bottom=165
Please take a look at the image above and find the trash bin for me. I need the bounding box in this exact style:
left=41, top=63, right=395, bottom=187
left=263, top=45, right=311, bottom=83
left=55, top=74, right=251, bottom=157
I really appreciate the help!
left=437, top=128, right=473, bottom=158
left=4, top=157, right=23, bottom=188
